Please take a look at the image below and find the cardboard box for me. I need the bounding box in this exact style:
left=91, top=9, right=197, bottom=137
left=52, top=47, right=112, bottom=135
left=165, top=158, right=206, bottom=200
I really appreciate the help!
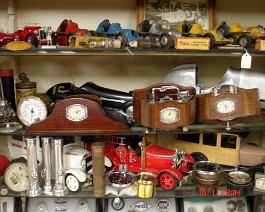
left=255, top=38, right=265, bottom=50
left=175, top=37, right=210, bottom=50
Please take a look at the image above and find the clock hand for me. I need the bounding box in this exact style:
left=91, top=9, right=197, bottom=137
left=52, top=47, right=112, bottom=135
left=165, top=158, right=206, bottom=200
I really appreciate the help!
left=31, top=108, right=34, bottom=121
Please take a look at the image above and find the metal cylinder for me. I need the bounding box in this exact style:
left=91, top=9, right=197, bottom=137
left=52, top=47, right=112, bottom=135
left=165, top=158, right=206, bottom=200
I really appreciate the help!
left=91, top=142, right=105, bottom=197
left=0, top=69, right=16, bottom=110
left=41, top=137, right=53, bottom=192
left=25, top=136, right=42, bottom=197
left=53, top=137, right=66, bottom=196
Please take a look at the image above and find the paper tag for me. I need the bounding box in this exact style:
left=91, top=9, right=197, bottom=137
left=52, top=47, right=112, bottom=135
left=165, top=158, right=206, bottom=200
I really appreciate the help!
left=241, top=52, right=252, bottom=69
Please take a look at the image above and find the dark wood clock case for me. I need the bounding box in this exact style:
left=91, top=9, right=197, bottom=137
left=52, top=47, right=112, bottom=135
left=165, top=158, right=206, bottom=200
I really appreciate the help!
left=198, top=85, right=261, bottom=122
left=133, top=83, right=196, bottom=130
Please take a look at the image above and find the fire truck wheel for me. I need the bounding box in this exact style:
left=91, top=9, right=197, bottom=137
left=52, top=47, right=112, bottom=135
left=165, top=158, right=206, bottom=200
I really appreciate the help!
left=65, top=173, right=82, bottom=192
left=190, top=152, right=208, bottom=162
left=158, top=172, right=178, bottom=190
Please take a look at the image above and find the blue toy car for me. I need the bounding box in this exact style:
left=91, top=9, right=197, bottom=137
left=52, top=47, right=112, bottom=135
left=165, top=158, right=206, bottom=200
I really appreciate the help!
left=96, top=19, right=141, bottom=48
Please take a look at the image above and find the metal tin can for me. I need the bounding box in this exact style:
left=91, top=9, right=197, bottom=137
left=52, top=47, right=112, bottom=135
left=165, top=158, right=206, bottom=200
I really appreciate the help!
left=15, top=73, right=36, bottom=103
left=135, top=172, right=157, bottom=198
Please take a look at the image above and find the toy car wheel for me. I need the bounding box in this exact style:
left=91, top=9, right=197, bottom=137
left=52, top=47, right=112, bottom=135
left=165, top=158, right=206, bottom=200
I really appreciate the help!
left=226, top=33, right=237, bottom=45
left=115, top=32, right=128, bottom=48
left=159, top=32, right=172, bottom=49
left=190, top=152, right=208, bottom=162
left=216, top=23, right=230, bottom=37
left=158, top=171, right=178, bottom=190
left=65, top=173, right=82, bottom=192
left=27, top=34, right=37, bottom=46
left=203, top=33, right=215, bottom=48
left=237, top=33, right=252, bottom=48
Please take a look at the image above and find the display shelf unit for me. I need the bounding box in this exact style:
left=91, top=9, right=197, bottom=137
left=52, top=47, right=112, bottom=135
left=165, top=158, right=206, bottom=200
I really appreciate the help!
left=1, top=48, right=265, bottom=57
left=1, top=0, right=265, bottom=211
left=1, top=113, right=265, bottom=136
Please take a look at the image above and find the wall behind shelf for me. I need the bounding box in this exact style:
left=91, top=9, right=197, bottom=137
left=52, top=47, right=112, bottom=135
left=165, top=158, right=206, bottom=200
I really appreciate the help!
left=1, top=0, right=137, bottom=32
left=2, top=0, right=265, bottom=32
left=16, top=56, right=265, bottom=93
left=215, top=0, right=265, bottom=26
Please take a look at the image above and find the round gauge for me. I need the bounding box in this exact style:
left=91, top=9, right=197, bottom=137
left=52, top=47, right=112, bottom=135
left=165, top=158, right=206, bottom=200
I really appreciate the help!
left=4, top=161, right=28, bottom=192
left=111, top=197, right=125, bottom=211
left=216, top=99, right=236, bottom=114
left=160, top=107, right=180, bottom=124
left=17, top=95, right=48, bottom=126
left=66, top=104, right=88, bottom=121
left=255, top=177, right=265, bottom=191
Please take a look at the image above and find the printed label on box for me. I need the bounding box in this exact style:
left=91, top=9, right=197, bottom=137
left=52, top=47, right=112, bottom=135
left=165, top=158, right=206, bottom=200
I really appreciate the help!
left=175, top=37, right=210, bottom=50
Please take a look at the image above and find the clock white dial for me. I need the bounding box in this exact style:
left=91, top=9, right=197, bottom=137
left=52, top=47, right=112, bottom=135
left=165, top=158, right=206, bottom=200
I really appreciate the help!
left=160, top=107, right=180, bottom=124
left=216, top=99, right=236, bottom=114
left=255, top=177, right=265, bottom=191
left=17, top=96, right=48, bottom=126
left=66, top=104, right=88, bottom=121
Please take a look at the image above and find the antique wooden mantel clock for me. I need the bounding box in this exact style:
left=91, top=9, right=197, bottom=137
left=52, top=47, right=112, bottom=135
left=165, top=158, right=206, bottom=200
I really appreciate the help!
left=133, top=83, right=196, bottom=130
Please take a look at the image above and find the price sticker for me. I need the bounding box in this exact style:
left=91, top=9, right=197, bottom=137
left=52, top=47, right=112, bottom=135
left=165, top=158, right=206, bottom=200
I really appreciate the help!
left=241, top=51, right=252, bottom=69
